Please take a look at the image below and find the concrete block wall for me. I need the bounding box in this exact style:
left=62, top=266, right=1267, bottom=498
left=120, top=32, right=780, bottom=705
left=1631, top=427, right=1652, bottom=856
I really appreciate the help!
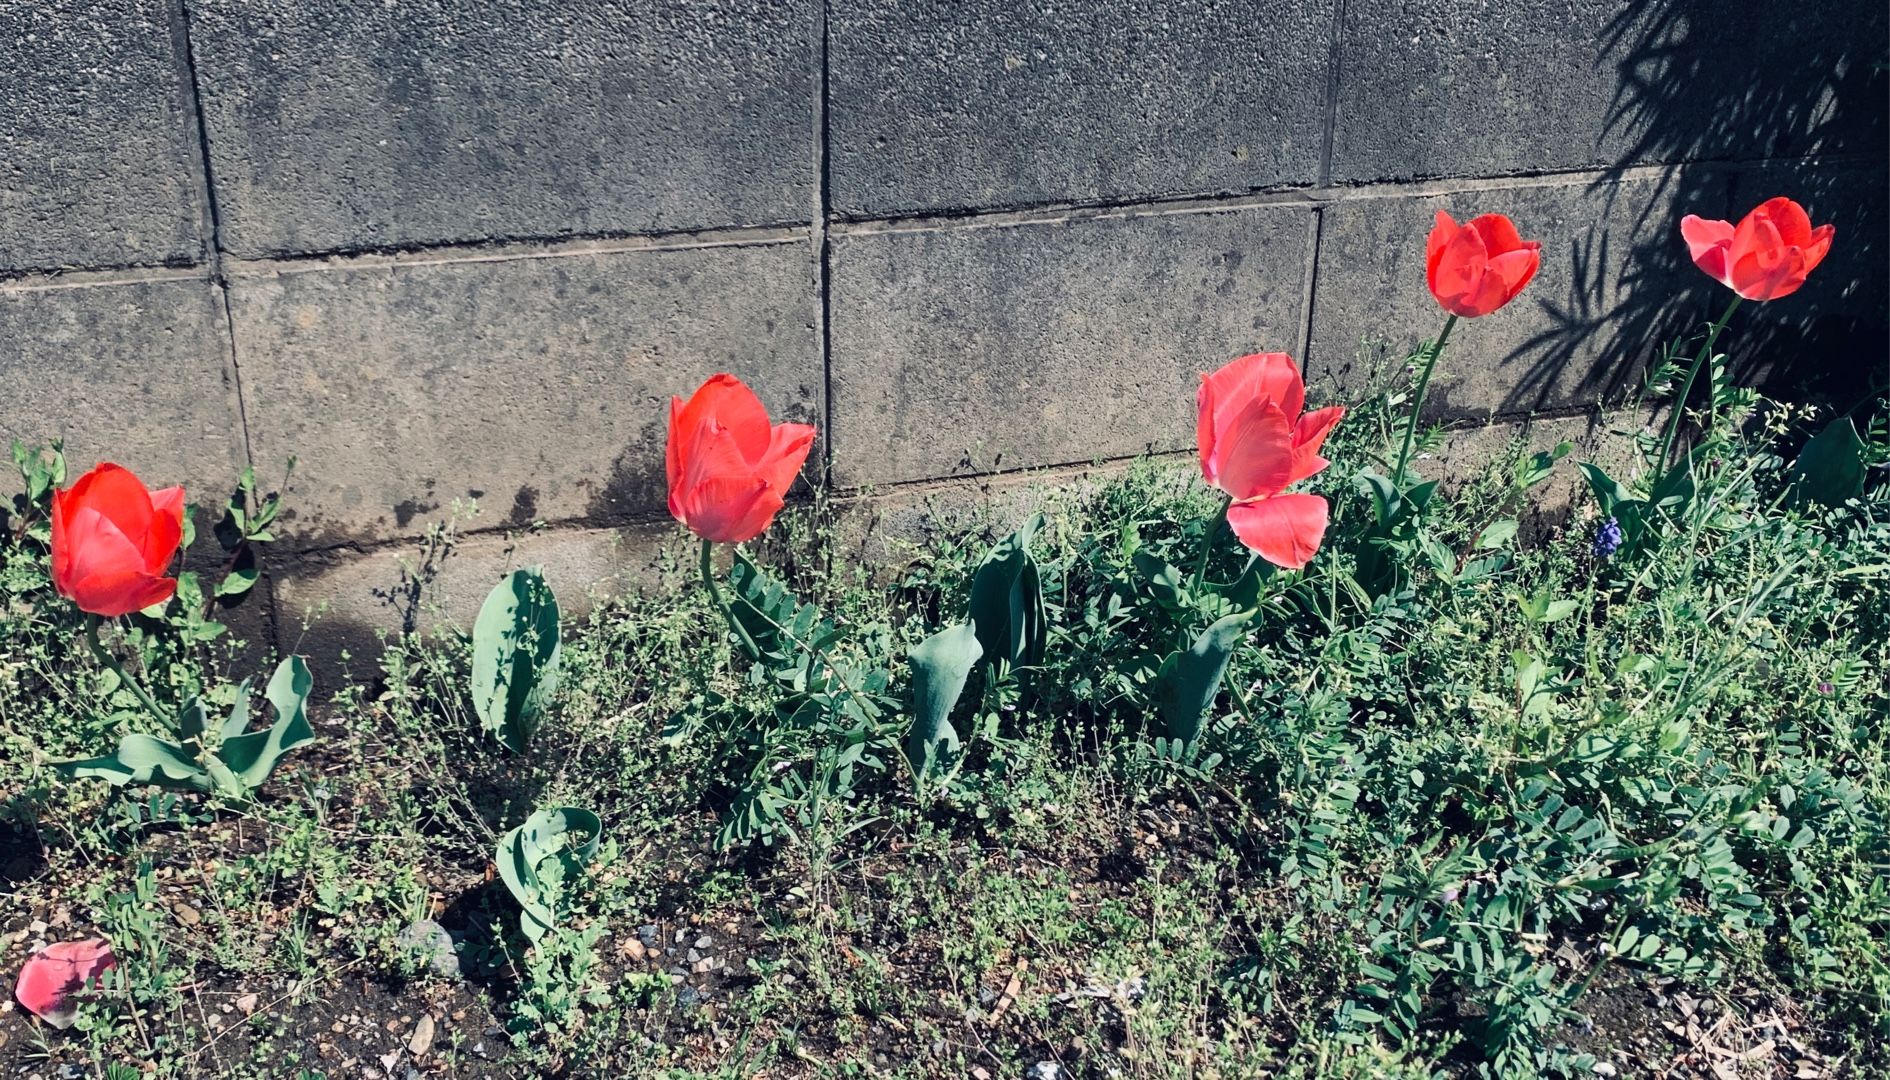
left=2, top=0, right=1884, bottom=662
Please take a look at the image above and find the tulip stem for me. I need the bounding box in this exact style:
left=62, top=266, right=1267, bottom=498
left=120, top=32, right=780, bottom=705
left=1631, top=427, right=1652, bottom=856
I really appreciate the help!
left=1192, top=494, right=1233, bottom=593
left=1655, top=296, right=1743, bottom=474
left=1391, top=314, right=1457, bottom=490
left=699, top=539, right=762, bottom=662
left=83, top=616, right=171, bottom=725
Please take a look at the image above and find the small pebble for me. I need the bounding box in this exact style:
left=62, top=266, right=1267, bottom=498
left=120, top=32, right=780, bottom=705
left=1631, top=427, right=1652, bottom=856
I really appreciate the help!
left=408, top=1014, right=436, bottom=1056
left=395, top=920, right=462, bottom=980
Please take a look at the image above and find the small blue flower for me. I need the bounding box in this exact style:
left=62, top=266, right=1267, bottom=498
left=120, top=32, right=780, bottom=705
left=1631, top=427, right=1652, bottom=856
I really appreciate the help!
left=1593, top=517, right=1624, bottom=559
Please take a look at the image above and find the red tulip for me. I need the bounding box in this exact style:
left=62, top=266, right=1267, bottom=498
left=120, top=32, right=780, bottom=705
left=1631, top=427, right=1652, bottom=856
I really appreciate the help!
left=1197, top=352, right=1344, bottom=570
left=15, top=938, right=116, bottom=1029
left=1681, top=197, right=1834, bottom=302
left=666, top=373, right=816, bottom=544
left=1426, top=211, right=1541, bottom=318
left=51, top=463, right=185, bottom=617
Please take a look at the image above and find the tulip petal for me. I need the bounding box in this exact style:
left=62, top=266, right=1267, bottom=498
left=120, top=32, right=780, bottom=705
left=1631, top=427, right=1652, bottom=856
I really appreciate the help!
left=64, top=505, right=145, bottom=584
left=1680, top=215, right=1736, bottom=286
left=1288, top=405, right=1345, bottom=486
left=1751, top=196, right=1814, bottom=247
left=62, top=464, right=157, bottom=549
left=1485, top=246, right=1541, bottom=298
left=1467, top=213, right=1525, bottom=255
left=1429, top=224, right=1491, bottom=315
left=1199, top=353, right=1306, bottom=488
left=1212, top=400, right=1296, bottom=501
left=142, top=487, right=185, bottom=574
left=1730, top=216, right=1802, bottom=300
left=1202, top=353, right=1305, bottom=442
left=672, top=421, right=792, bottom=543
left=16, top=939, right=115, bottom=1030
left=673, top=374, right=773, bottom=465
left=50, top=485, right=75, bottom=589
left=1426, top=210, right=1460, bottom=284
left=1802, top=223, right=1835, bottom=274
left=680, top=475, right=783, bottom=544
left=1196, top=374, right=1223, bottom=485
left=69, top=569, right=179, bottom=619
left=1227, top=494, right=1330, bottom=571
left=665, top=395, right=689, bottom=522
left=755, top=422, right=817, bottom=501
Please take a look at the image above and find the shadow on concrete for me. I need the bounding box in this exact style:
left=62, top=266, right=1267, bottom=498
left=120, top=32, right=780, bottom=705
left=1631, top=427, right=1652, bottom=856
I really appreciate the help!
left=1500, top=2, right=1887, bottom=417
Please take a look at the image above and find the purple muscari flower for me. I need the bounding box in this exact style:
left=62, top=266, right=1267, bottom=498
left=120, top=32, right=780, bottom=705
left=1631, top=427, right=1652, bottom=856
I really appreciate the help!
left=1592, top=517, right=1624, bottom=560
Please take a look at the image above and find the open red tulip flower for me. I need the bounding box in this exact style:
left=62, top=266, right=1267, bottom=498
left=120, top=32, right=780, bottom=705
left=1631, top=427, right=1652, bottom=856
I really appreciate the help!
left=15, top=938, right=116, bottom=1030
left=1681, top=197, right=1834, bottom=302
left=51, top=463, right=186, bottom=618
left=667, top=373, right=816, bottom=544
left=1426, top=211, right=1541, bottom=318
left=1197, top=352, right=1344, bottom=570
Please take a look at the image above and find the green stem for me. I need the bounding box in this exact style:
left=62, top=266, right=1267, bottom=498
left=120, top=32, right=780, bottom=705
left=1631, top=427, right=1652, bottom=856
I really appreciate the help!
left=1392, top=313, right=1457, bottom=489
left=1191, top=494, right=1233, bottom=593
left=1655, top=296, right=1743, bottom=472
left=1222, top=668, right=1258, bottom=728
left=699, top=539, right=761, bottom=661
left=84, top=616, right=170, bottom=723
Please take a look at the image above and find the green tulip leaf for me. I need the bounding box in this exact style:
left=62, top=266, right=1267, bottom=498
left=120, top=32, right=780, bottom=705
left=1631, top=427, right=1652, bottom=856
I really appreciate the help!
left=495, top=806, right=603, bottom=942
left=1791, top=417, right=1867, bottom=508
left=1156, top=610, right=1256, bottom=744
left=176, top=695, right=208, bottom=744
left=968, top=513, right=1046, bottom=674
left=1577, top=462, right=1631, bottom=514
left=217, top=656, right=315, bottom=791
left=53, top=733, right=212, bottom=793
left=905, top=622, right=983, bottom=782
left=471, top=568, right=561, bottom=754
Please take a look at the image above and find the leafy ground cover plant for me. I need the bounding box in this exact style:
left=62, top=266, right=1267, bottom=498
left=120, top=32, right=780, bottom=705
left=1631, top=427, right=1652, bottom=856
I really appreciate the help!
left=0, top=192, right=1882, bottom=1079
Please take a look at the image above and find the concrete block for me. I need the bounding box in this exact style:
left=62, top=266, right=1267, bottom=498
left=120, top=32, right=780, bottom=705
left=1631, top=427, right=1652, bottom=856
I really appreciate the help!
left=0, top=0, right=204, bottom=271
left=827, top=204, right=1315, bottom=488
left=829, top=459, right=1153, bottom=574
left=0, top=277, right=246, bottom=501
left=1305, top=171, right=1735, bottom=421
left=228, top=241, right=820, bottom=550
left=271, top=520, right=681, bottom=679
left=1416, top=411, right=1645, bottom=542
left=1330, top=0, right=1886, bottom=183
left=828, top=0, right=1333, bottom=217
left=187, top=0, right=817, bottom=257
